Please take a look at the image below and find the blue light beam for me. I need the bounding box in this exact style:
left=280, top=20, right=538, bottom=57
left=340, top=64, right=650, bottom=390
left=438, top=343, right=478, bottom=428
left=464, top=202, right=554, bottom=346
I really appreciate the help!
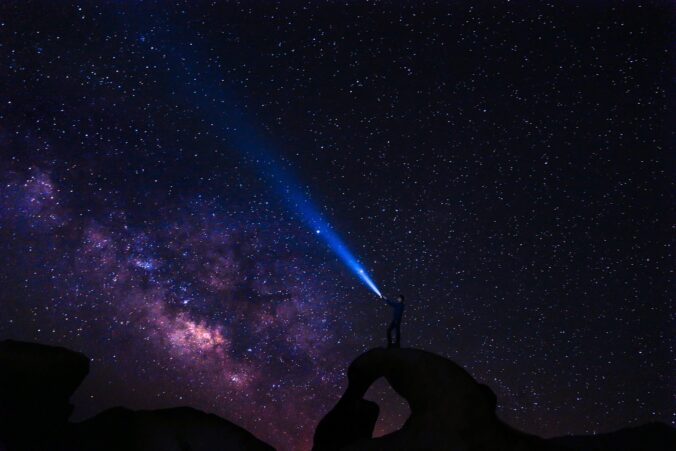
left=293, top=192, right=383, bottom=298
left=234, top=131, right=383, bottom=299
left=143, top=33, right=383, bottom=298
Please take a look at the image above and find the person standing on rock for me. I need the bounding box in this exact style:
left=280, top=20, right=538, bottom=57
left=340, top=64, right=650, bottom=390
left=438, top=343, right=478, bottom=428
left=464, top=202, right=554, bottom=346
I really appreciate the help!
left=384, top=294, right=405, bottom=348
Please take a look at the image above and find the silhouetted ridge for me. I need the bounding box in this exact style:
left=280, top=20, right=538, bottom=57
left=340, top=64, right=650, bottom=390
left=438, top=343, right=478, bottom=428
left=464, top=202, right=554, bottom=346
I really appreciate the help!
left=1, top=340, right=672, bottom=451
left=312, top=347, right=674, bottom=451
left=0, top=340, right=274, bottom=451
left=64, top=406, right=275, bottom=451
left=549, top=422, right=676, bottom=450
left=0, top=339, right=89, bottom=451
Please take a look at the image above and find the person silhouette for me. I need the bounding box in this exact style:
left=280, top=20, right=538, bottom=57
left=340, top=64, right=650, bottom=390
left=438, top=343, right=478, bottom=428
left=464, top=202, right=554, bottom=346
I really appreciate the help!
left=384, top=294, right=405, bottom=348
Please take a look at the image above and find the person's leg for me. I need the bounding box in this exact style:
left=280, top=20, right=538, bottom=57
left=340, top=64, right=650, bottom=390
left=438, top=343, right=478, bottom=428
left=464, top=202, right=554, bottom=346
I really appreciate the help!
left=394, top=321, right=401, bottom=347
left=387, top=322, right=394, bottom=347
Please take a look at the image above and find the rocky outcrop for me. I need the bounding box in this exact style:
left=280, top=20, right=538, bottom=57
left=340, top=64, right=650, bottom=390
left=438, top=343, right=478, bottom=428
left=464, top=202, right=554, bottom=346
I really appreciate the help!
left=0, top=340, right=89, bottom=451
left=312, top=347, right=676, bottom=451
left=313, top=347, right=547, bottom=451
left=313, top=397, right=379, bottom=450
left=2, top=340, right=673, bottom=451
left=61, top=406, right=275, bottom=451
left=0, top=340, right=274, bottom=451
left=548, top=422, right=676, bottom=451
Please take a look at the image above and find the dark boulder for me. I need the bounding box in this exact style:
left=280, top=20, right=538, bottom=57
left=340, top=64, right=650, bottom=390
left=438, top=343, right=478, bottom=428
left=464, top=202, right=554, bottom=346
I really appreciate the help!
left=0, top=340, right=275, bottom=451
left=62, top=406, right=275, bottom=451
left=312, top=347, right=548, bottom=451
left=0, top=340, right=89, bottom=451
left=548, top=422, right=676, bottom=451
left=312, top=347, right=676, bottom=451
left=313, top=398, right=379, bottom=451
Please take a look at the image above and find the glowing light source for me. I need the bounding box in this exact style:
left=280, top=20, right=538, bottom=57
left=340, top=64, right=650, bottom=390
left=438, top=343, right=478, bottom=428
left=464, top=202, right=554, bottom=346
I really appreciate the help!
left=256, top=158, right=383, bottom=299
left=235, top=144, right=384, bottom=300
left=300, top=208, right=382, bottom=298
left=145, top=36, right=383, bottom=297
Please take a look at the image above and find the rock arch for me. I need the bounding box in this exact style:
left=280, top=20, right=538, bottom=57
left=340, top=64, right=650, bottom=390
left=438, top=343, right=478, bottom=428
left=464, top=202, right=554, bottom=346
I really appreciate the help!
left=313, top=347, right=546, bottom=451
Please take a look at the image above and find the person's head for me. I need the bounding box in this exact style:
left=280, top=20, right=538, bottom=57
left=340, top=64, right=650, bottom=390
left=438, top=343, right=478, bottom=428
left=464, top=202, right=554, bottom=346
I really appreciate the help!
left=398, top=294, right=405, bottom=303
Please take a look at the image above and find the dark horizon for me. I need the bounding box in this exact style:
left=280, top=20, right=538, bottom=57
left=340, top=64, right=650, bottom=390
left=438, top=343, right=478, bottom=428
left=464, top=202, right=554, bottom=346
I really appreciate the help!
left=0, top=1, right=672, bottom=450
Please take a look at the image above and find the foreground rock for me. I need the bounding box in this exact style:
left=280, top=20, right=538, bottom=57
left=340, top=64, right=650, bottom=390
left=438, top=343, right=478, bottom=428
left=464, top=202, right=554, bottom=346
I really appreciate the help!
left=548, top=422, right=676, bottom=451
left=0, top=340, right=274, bottom=451
left=0, top=340, right=89, bottom=451
left=313, top=347, right=674, bottom=451
left=313, top=347, right=547, bottom=451
left=2, top=340, right=673, bottom=451
left=62, top=406, right=275, bottom=451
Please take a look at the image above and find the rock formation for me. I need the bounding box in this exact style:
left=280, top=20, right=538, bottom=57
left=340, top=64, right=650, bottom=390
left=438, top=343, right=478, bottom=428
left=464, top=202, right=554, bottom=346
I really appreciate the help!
left=0, top=340, right=89, bottom=451
left=62, top=406, right=275, bottom=451
left=549, top=422, right=676, bottom=451
left=312, top=347, right=675, bottom=451
left=0, top=340, right=274, bottom=451
left=1, top=340, right=673, bottom=451
left=313, top=347, right=547, bottom=451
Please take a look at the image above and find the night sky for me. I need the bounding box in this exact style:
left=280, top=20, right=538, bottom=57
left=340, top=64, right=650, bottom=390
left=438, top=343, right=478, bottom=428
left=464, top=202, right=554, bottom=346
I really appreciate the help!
left=0, top=1, right=672, bottom=450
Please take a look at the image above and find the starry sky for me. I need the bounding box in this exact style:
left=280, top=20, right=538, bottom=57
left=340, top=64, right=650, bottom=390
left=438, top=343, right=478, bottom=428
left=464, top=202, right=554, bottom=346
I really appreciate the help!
left=0, top=1, right=673, bottom=450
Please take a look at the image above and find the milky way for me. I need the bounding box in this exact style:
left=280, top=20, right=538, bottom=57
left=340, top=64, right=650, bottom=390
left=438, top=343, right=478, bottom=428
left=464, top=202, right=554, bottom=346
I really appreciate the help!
left=0, top=2, right=673, bottom=450
left=1, top=164, right=364, bottom=448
